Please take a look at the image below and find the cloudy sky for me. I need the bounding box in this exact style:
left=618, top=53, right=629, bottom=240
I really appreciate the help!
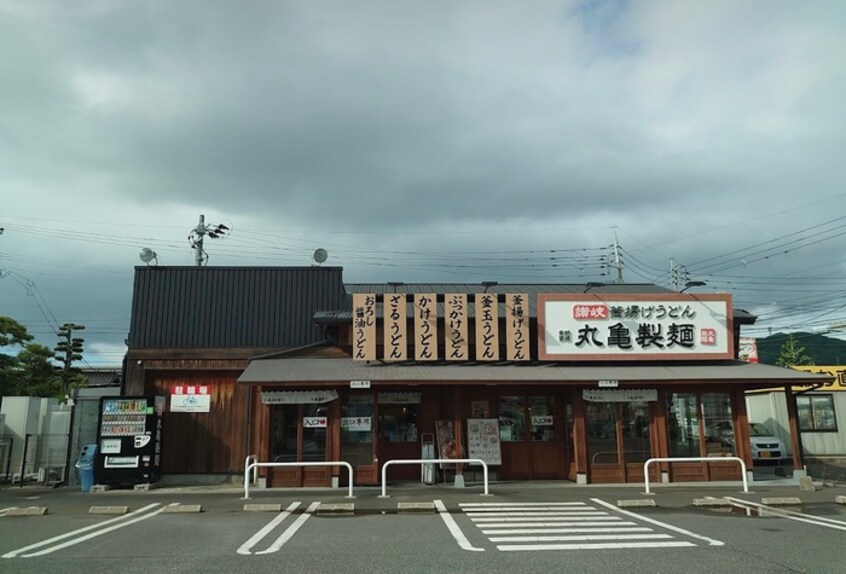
left=1, top=0, right=845, bottom=366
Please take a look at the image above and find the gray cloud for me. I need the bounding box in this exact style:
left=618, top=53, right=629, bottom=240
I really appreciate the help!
left=2, top=1, right=846, bottom=362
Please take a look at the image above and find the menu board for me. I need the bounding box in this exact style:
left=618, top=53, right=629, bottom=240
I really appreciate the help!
left=467, top=418, right=502, bottom=466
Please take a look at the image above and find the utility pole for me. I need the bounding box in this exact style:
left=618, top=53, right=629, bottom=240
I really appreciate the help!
left=188, top=214, right=230, bottom=266
left=194, top=214, right=205, bottom=267
left=54, top=323, right=85, bottom=398
left=611, top=228, right=624, bottom=284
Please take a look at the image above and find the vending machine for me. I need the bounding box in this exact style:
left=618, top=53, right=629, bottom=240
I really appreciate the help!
left=96, top=396, right=165, bottom=485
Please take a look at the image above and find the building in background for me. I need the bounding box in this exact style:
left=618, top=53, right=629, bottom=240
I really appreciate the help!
left=746, top=366, right=846, bottom=466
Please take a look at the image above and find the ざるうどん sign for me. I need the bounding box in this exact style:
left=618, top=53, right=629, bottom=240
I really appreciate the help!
left=538, top=293, right=734, bottom=361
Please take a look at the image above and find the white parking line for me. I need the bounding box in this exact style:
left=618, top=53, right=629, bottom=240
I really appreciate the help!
left=725, top=497, right=846, bottom=532
left=0, top=507, right=14, bottom=517
left=236, top=502, right=301, bottom=555
left=434, top=499, right=484, bottom=552
left=479, top=521, right=636, bottom=529
left=463, top=506, right=594, bottom=512
left=254, top=502, right=320, bottom=555
left=2, top=503, right=168, bottom=559
left=591, top=498, right=724, bottom=547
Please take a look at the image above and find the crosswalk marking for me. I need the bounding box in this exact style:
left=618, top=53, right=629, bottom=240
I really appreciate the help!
left=465, top=510, right=608, bottom=520
left=460, top=502, right=587, bottom=507
left=498, top=541, right=696, bottom=552
left=481, top=526, right=650, bottom=535
left=460, top=500, right=708, bottom=552
left=489, top=533, right=674, bottom=542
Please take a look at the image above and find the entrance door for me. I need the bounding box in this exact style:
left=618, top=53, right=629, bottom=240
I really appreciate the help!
left=269, top=404, right=331, bottom=487
left=378, top=403, right=420, bottom=481
left=498, top=395, right=566, bottom=480
left=586, top=401, right=655, bottom=483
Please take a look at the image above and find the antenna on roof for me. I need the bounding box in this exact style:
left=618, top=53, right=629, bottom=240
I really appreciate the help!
left=188, top=214, right=230, bottom=266
left=312, top=248, right=328, bottom=266
left=139, top=248, right=158, bottom=266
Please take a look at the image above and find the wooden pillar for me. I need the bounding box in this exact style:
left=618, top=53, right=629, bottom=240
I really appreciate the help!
left=732, top=387, right=752, bottom=480
left=329, top=397, right=342, bottom=479
left=784, top=385, right=804, bottom=470
left=652, top=389, right=668, bottom=481
left=572, top=392, right=588, bottom=484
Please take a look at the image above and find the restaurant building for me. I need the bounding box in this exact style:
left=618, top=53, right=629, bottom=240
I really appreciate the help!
left=124, top=266, right=828, bottom=487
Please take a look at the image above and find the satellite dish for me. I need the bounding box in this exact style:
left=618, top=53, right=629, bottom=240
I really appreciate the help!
left=139, top=248, right=158, bottom=266
left=312, top=248, right=328, bottom=265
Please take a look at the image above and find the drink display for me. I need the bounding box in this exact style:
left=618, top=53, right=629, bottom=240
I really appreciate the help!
left=96, top=396, right=164, bottom=485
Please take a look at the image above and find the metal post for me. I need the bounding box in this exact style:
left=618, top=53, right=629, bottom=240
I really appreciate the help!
left=643, top=456, right=749, bottom=494
left=380, top=458, right=490, bottom=498
left=19, top=433, right=31, bottom=487
left=243, top=459, right=354, bottom=500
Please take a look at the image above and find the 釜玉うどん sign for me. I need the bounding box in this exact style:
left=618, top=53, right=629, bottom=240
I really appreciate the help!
left=539, top=293, right=734, bottom=361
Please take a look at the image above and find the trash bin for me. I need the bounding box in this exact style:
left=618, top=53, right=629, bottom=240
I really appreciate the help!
left=421, top=433, right=436, bottom=485
left=75, top=444, right=97, bottom=493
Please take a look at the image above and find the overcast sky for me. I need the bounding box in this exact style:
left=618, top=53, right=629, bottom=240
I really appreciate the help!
left=2, top=1, right=845, bottom=366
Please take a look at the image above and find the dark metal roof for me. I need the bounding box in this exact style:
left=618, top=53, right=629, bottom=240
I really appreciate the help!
left=81, top=369, right=121, bottom=387
left=238, top=357, right=829, bottom=385
left=128, top=266, right=345, bottom=349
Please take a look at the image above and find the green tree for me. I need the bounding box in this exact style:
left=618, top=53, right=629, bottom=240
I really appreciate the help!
left=15, top=343, right=63, bottom=398
left=0, top=316, right=64, bottom=398
left=775, top=334, right=815, bottom=367
left=0, top=316, right=33, bottom=396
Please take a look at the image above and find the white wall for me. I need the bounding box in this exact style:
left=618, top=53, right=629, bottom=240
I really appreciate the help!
left=746, top=391, right=846, bottom=457
left=746, top=392, right=792, bottom=456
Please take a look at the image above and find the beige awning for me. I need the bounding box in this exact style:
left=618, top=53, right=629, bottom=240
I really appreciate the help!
left=238, top=357, right=831, bottom=387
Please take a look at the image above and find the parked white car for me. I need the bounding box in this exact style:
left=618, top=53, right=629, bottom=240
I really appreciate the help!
left=748, top=422, right=788, bottom=463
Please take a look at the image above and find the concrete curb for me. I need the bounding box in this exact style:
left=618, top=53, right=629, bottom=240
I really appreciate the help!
left=7, top=506, right=48, bottom=516
left=760, top=497, right=802, bottom=506
left=317, top=503, right=354, bottom=516
left=617, top=499, right=656, bottom=508
left=162, top=504, right=203, bottom=513
left=397, top=502, right=436, bottom=514
left=835, top=495, right=846, bottom=505
left=89, top=506, right=129, bottom=515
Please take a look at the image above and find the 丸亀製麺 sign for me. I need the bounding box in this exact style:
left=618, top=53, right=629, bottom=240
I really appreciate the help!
left=539, top=293, right=733, bottom=361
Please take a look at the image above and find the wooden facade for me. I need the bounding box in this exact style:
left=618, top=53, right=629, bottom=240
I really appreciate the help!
left=122, top=268, right=830, bottom=485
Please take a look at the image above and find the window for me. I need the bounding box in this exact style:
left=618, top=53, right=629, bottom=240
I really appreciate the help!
left=499, top=396, right=527, bottom=442
left=797, top=394, right=837, bottom=432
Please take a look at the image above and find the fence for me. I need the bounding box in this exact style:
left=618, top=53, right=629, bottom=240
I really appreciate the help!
left=18, top=433, right=69, bottom=485
left=643, top=456, right=749, bottom=494
left=0, top=436, right=12, bottom=483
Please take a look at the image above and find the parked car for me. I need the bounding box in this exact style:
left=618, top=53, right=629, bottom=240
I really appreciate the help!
left=748, top=422, right=787, bottom=463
